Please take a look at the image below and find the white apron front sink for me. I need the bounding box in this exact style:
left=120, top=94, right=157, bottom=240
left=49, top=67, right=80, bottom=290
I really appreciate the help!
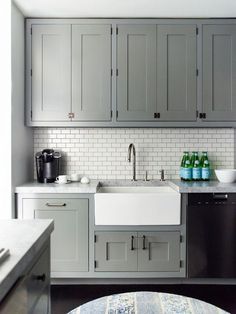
left=95, top=185, right=181, bottom=225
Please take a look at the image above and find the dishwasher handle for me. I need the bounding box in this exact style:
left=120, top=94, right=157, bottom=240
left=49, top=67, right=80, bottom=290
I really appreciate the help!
left=213, top=194, right=228, bottom=200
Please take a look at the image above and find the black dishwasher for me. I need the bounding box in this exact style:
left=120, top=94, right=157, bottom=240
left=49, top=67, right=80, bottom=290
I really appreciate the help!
left=187, top=193, right=236, bottom=278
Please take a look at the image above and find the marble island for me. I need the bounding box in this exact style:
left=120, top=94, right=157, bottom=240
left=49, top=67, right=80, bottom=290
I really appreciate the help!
left=0, top=219, right=53, bottom=304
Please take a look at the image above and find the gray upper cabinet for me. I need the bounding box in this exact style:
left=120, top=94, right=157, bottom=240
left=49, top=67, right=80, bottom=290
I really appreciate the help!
left=157, top=25, right=197, bottom=121
left=31, top=25, right=71, bottom=122
left=202, top=25, right=236, bottom=121
left=72, top=25, right=112, bottom=121
left=117, top=25, right=156, bottom=121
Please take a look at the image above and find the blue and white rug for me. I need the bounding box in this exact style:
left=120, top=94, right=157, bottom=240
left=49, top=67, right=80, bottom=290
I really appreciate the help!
left=68, top=291, right=229, bottom=314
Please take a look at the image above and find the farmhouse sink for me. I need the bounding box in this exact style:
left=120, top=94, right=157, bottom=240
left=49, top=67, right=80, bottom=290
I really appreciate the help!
left=95, top=184, right=181, bottom=225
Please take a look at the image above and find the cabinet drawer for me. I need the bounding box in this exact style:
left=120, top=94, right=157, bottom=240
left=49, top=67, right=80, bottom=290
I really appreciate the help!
left=22, top=198, right=88, bottom=212
left=26, top=245, right=50, bottom=312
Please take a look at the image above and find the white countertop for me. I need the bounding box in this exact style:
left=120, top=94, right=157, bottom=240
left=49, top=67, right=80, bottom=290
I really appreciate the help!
left=15, top=179, right=236, bottom=194
left=15, top=180, right=99, bottom=194
left=0, top=219, right=54, bottom=303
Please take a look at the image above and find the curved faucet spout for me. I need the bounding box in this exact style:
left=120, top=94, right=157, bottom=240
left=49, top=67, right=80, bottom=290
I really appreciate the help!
left=127, top=143, right=137, bottom=181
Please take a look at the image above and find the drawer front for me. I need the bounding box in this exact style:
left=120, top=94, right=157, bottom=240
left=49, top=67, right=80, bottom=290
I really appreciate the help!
left=27, top=245, right=50, bottom=311
left=22, top=198, right=87, bottom=212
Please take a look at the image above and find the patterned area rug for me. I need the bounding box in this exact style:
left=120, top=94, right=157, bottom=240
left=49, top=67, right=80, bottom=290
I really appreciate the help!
left=68, top=291, right=229, bottom=314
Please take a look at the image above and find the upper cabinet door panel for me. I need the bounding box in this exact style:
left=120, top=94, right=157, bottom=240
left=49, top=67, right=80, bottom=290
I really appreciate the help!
left=117, top=25, right=156, bottom=121
left=157, top=25, right=197, bottom=121
left=203, top=25, right=236, bottom=121
left=32, top=25, right=71, bottom=121
left=72, top=25, right=111, bottom=121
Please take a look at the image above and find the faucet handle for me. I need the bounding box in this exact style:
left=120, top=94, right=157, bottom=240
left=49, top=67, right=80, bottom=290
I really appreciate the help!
left=160, top=169, right=165, bottom=181
left=144, top=170, right=150, bottom=181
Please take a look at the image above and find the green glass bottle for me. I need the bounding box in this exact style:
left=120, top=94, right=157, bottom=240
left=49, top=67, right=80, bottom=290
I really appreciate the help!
left=192, top=152, right=201, bottom=181
left=180, top=152, right=188, bottom=180
left=201, top=151, right=210, bottom=181
left=182, top=152, right=192, bottom=181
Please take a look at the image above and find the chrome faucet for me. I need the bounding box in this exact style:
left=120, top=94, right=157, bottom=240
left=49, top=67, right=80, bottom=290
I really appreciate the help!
left=128, top=143, right=137, bottom=181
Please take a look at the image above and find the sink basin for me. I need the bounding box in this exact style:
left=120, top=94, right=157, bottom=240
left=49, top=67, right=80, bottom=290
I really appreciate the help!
left=97, top=186, right=175, bottom=194
left=95, top=185, right=181, bottom=225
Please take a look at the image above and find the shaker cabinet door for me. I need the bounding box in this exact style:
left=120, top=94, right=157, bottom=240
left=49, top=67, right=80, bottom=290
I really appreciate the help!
left=117, top=25, right=156, bottom=121
left=157, top=25, right=197, bottom=121
left=202, top=25, right=236, bottom=121
left=137, top=232, right=181, bottom=272
left=31, top=25, right=71, bottom=121
left=22, top=198, right=89, bottom=273
left=94, top=232, right=137, bottom=271
left=72, top=25, right=112, bottom=121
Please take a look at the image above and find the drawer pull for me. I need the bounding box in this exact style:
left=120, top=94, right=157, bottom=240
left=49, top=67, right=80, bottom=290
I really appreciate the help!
left=46, top=203, right=66, bottom=207
left=131, top=236, right=135, bottom=251
left=142, top=235, right=146, bottom=250
left=33, top=273, right=46, bottom=282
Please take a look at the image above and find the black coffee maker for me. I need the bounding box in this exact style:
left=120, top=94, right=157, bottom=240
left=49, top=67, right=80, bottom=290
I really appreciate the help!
left=35, top=149, right=61, bottom=183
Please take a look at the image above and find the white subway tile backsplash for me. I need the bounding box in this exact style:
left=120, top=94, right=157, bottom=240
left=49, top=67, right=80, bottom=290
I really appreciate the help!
left=33, top=128, right=234, bottom=180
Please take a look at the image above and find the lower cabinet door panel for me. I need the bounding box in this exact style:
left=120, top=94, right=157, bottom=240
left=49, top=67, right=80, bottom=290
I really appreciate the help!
left=137, top=232, right=180, bottom=272
left=22, top=198, right=89, bottom=273
left=94, top=232, right=137, bottom=271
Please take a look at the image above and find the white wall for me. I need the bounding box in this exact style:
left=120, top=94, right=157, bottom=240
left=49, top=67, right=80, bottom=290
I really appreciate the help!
left=0, top=1, right=11, bottom=218
left=14, top=0, right=236, bottom=18
left=11, top=3, right=33, bottom=217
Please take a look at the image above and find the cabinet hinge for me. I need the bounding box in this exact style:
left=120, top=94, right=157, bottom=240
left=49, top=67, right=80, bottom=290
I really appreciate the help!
left=199, top=113, right=206, bottom=119
left=196, top=27, right=199, bottom=35
left=116, top=27, right=118, bottom=35
left=94, top=235, right=97, bottom=243
left=111, top=110, right=113, bottom=118
left=196, top=69, right=199, bottom=76
left=30, top=69, right=32, bottom=76
left=111, top=28, right=113, bottom=35
left=68, top=112, right=75, bottom=119
left=180, top=235, right=183, bottom=243
left=196, top=110, right=199, bottom=118
left=154, top=112, right=160, bottom=119
left=180, top=260, right=183, bottom=268
left=30, top=28, right=32, bottom=35
left=94, top=260, right=97, bottom=268
left=111, top=69, right=113, bottom=76
left=116, top=110, right=118, bottom=118
left=116, top=69, right=118, bottom=76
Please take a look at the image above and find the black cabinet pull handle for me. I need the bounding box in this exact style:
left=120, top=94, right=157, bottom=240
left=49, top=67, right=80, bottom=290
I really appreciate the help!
left=131, top=236, right=134, bottom=250
left=34, top=273, right=46, bottom=282
left=142, top=235, right=146, bottom=250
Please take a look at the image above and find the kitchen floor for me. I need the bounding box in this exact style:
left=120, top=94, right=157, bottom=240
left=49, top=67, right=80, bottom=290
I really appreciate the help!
left=51, top=284, right=236, bottom=314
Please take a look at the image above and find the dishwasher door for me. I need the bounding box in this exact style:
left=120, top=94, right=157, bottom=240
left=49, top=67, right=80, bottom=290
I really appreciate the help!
left=187, top=193, right=236, bottom=278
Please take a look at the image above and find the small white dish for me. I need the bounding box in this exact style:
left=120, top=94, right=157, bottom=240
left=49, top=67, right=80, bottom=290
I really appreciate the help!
left=215, top=169, right=236, bottom=183
left=80, top=176, right=90, bottom=184
left=55, top=180, right=71, bottom=184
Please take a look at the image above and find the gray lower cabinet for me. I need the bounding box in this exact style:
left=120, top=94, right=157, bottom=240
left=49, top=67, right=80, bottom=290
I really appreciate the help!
left=20, top=198, right=89, bottom=274
left=31, top=24, right=71, bottom=122
left=0, top=243, right=50, bottom=314
left=72, top=24, right=112, bottom=121
left=137, top=232, right=180, bottom=272
left=157, top=25, right=197, bottom=121
left=94, top=231, right=181, bottom=272
left=202, top=24, right=236, bottom=121
left=117, top=25, right=156, bottom=121
left=94, top=232, right=137, bottom=271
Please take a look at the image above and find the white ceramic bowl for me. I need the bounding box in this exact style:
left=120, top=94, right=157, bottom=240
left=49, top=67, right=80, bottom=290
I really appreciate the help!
left=215, top=169, right=236, bottom=183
